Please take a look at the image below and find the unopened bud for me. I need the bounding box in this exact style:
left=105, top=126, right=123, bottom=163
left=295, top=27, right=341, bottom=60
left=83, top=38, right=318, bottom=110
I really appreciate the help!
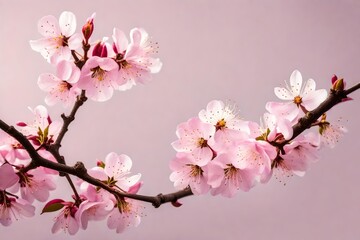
left=82, top=13, right=96, bottom=42
left=92, top=37, right=108, bottom=57
left=332, top=78, right=345, bottom=91
left=331, top=74, right=338, bottom=84
left=97, top=160, right=105, bottom=168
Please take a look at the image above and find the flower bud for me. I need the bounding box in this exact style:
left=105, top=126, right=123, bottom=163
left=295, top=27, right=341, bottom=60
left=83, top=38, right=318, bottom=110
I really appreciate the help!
left=332, top=78, right=345, bottom=91
left=92, top=38, right=108, bottom=57
left=97, top=160, right=105, bottom=168
left=331, top=74, right=338, bottom=84
left=82, top=13, right=96, bottom=42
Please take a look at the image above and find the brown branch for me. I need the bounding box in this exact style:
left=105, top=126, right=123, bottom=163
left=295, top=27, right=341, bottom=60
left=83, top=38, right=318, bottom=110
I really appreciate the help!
left=273, top=82, right=360, bottom=148
left=1, top=82, right=359, bottom=208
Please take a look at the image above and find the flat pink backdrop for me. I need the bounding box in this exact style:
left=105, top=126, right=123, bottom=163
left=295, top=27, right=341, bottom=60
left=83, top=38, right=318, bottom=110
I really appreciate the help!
left=1, top=1, right=360, bottom=239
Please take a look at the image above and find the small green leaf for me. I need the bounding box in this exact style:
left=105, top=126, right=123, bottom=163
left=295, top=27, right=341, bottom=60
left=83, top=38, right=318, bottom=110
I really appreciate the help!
left=41, top=199, right=65, bottom=214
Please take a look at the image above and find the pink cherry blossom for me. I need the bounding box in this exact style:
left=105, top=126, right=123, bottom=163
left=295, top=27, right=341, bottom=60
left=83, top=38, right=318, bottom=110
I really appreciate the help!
left=30, top=11, right=82, bottom=64
left=172, top=117, right=216, bottom=163
left=198, top=100, right=250, bottom=151
left=319, top=117, right=347, bottom=148
left=17, top=105, right=61, bottom=146
left=9, top=167, right=56, bottom=203
left=169, top=153, right=210, bottom=195
left=107, top=198, right=143, bottom=233
left=0, top=196, right=35, bottom=226
left=88, top=152, right=141, bottom=192
left=273, top=132, right=320, bottom=181
left=0, top=131, right=30, bottom=165
left=38, top=60, right=81, bottom=107
left=76, top=199, right=114, bottom=230
left=51, top=202, right=80, bottom=235
left=266, top=70, right=327, bottom=121
left=207, top=153, right=258, bottom=197
left=112, top=28, right=162, bottom=90
left=77, top=56, right=119, bottom=102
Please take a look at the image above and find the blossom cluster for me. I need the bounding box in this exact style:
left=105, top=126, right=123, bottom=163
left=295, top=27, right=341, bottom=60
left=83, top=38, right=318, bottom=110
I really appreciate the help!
left=170, top=70, right=347, bottom=197
left=0, top=10, right=157, bottom=234
left=31, top=11, right=162, bottom=106
left=0, top=105, right=143, bottom=234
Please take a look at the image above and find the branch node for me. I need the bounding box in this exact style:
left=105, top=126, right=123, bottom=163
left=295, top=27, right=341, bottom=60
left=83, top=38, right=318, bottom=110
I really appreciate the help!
left=74, top=161, right=87, bottom=175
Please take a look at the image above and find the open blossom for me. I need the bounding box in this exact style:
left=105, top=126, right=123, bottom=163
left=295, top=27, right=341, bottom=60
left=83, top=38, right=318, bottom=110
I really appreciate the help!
left=169, top=153, right=210, bottom=195
left=198, top=100, right=249, bottom=151
left=88, top=152, right=141, bottom=192
left=0, top=131, right=29, bottom=165
left=76, top=198, right=114, bottom=230
left=0, top=196, right=35, bottom=226
left=272, top=132, right=320, bottom=180
left=77, top=56, right=119, bottom=102
left=172, top=117, right=216, bottom=163
left=51, top=202, right=80, bottom=235
left=107, top=198, right=143, bottom=233
left=266, top=70, right=327, bottom=121
left=17, top=105, right=61, bottom=146
left=38, top=60, right=81, bottom=107
left=318, top=115, right=347, bottom=148
left=30, top=11, right=82, bottom=64
left=207, top=153, right=258, bottom=197
left=9, top=167, right=56, bottom=203
left=112, top=28, right=162, bottom=90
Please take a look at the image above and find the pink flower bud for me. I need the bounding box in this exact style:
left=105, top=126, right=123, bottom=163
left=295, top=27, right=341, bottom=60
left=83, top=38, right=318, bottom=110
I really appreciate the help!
left=92, top=39, right=108, bottom=57
left=82, top=13, right=95, bottom=42
left=331, top=74, right=338, bottom=84
left=332, top=78, right=345, bottom=91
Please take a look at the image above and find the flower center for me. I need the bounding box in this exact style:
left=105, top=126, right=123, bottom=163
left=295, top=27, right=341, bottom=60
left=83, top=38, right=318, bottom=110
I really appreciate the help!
left=91, top=66, right=106, bottom=81
left=58, top=81, right=72, bottom=92
left=293, top=95, right=302, bottom=106
left=215, top=118, right=227, bottom=130
left=224, top=164, right=238, bottom=181
left=188, top=164, right=203, bottom=177
left=197, top=137, right=208, bottom=148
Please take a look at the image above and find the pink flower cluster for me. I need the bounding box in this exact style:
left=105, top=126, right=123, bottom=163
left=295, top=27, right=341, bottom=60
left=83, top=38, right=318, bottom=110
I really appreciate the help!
left=47, top=152, right=143, bottom=235
left=170, top=70, right=347, bottom=197
left=0, top=105, right=59, bottom=225
left=31, top=11, right=162, bottom=106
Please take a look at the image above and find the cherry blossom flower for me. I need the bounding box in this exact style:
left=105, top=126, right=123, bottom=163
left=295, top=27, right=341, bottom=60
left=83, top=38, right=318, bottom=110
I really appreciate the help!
left=272, top=132, right=320, bottom=181
left=266, top=70, right=327, bottom=121
left=77, top=56, right=119, bottom=102
left=9, top=167, right=56, bottom=203
left=207, top=153, right=258, bottom=197
left=17, top=105, right=61, bottom=146
left=172, top=117, right=216, bottom=163
left=51, top=202, right=80, bottom=235
left=76, top=198, right=114, bottom=230
left=38, top=60, right=81, bottom=107
left=30, top=11, right=82, bottom=64
left=0, top=196, right=35, bottom=226
left=112, top=28, right=162, bottom=90
left=88, top=152, right=141, bottom=192
left=107, top=198, right=143, bottom=233
left=318, top=115, right=347, bottom=148
left=169, top=153, right=210, bottom=195
left=0, top=131, right=29, bottom=165
left=198, top=100, right=250, bottom=151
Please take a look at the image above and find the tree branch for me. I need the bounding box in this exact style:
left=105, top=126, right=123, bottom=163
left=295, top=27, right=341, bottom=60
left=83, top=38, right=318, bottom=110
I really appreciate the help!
left=0, top=82, right=359, bottom=208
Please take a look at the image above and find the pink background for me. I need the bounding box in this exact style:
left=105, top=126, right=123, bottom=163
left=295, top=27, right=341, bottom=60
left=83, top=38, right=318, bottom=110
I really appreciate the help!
left=1, top=0, right=360, bottom=239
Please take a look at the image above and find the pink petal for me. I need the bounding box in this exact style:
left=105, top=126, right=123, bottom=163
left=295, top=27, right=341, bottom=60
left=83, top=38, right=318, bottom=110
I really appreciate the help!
left=0, top=163, right=19, bottom=190
left=59, top=11, right=76, bottom=36
left=112, top=28, right=128, bottom=53
left=302, top=89, right=328, bottom=110
left=274, top=87, right=293, bottom=100
left=289, top=70, right=302, bottom=95
left=38, top=15, right=60, bottom=37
